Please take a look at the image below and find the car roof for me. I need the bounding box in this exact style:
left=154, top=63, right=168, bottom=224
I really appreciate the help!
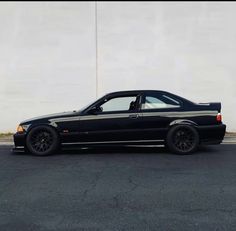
left=103, top=90, right=194, bottom=105
left=105, top=90, right=170, bottom=96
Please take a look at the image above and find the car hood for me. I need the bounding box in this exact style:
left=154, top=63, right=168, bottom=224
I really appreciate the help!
left=21, top=111, right=79, bottom=124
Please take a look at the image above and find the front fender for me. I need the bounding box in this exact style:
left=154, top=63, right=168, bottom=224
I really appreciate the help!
left=25, top=122, right=59, bottom=135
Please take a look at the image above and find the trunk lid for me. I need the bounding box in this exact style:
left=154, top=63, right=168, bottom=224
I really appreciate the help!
left=197, top=102, right=221, bottom=112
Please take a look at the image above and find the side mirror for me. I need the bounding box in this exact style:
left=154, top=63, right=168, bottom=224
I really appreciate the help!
left=88, top=106, right=102, bottom=115
left=88, top=106, right=98, bottom=115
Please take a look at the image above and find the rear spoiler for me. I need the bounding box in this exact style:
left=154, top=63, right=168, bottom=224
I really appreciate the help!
left=198, top=102, right=221, bottom=112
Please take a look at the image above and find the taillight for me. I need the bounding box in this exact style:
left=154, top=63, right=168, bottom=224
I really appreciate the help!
left=216, top=113, right=222, bottom=122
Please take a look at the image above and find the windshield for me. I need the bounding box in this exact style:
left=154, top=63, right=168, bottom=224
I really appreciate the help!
left=77, top=95, right=106, bottom=113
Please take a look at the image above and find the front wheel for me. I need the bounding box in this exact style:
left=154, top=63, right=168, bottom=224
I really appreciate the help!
left=26, top=126, right=59, bottom=156
left=166, top=125, right=199, bottom=154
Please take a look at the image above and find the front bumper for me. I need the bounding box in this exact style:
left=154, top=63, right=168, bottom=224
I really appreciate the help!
left=197, top=124, right=226, bottom=144
left=13, top=132, right=26, bottom=147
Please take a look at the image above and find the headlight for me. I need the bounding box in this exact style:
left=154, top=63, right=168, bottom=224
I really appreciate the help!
left=17, top=124, right=31, bottom=133
left=17, top=125, right=24, bottom=133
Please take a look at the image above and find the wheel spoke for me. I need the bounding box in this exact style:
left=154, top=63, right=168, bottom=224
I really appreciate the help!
left=30, top=129, right=53, bottom=153
left=173, top=127, right=196, bottom=152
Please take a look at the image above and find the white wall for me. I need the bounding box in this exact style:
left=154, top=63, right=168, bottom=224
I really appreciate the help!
left=0, top=2, right=236, bottom=132
left=0, top=2, right=96, bottom=132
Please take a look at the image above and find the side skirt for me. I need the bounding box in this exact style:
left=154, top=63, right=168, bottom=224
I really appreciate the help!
left=61, top=139, right=165, bottom=146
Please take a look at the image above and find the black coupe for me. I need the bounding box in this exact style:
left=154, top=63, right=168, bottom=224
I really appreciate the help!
left=14, top=90, right=226, bottom=155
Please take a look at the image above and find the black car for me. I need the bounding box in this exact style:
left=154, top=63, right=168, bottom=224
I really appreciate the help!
left=14, top=90, right=226, bottom=155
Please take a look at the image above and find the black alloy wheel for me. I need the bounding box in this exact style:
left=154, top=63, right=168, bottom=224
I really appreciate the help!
left=26, top=126, right=59, bottom=156
left=166, top=125, right=199, bottom=154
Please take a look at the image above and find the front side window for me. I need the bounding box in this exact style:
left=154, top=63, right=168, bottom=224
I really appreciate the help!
left=100, top=96, right=138, bottom=112
left=142, top=94, right=181, bottom=110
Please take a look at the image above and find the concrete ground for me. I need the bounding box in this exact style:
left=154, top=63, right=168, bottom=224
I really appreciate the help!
left=0, top=144, right=236, bottom=231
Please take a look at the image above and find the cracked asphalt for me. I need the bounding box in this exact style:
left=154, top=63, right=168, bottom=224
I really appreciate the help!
left=0, top=144, right=236, bottom=231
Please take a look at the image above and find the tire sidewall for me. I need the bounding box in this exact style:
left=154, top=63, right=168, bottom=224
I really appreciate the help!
left=166, top=125, right=199, bottom=154
left=26, top=125, right=59, bottom=156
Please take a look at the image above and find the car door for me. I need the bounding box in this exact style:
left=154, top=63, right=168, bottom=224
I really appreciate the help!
left=139, top=92, right=183, bottom=140
left=77, top=94, right=144, bottom=142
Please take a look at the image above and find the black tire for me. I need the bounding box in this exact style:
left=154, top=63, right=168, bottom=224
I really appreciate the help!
left=166, top=125, right=199, bottom=154
left=26, top=125, right=59, bottom=156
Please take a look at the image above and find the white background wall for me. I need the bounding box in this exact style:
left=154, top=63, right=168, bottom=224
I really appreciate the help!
left=0, top=2, right=236, bottom=132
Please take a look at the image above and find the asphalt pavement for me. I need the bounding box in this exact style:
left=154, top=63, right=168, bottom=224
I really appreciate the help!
left=0, top=144, right=236, bottom=231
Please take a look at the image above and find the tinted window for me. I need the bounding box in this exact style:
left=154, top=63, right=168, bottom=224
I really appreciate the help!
left=101, top=96, right=137, bottom=112
left=142, top=94, right=180, bottom=110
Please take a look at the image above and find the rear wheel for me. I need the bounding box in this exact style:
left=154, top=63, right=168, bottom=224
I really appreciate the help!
left=26, top=126, right=59, bottom=156
left=166, top=125, right=199, bottom=154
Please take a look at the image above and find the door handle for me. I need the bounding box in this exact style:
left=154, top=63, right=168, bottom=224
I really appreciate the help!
left=129, top=114, right=139, bottom=119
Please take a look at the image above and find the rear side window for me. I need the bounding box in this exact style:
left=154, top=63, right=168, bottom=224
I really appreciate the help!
left=142, top=94, right=181, bottom=110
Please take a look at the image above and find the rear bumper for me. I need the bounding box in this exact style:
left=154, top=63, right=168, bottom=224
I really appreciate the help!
left=197, top=124, right=226, bottom=144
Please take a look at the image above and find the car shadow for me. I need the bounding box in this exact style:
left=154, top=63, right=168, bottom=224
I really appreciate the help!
left=11, top=144, right=224, bottom=156
left=60, top=145, right=167, bottom=155
left=57, top=144, right=219, bottom=156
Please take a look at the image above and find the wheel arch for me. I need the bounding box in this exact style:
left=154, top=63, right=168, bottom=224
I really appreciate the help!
left=166, top=119, right=199, bottom=140
left=166, top=120, right=200, bottom=154
left=25, top=123, right=61, bottom=155
left=26, top=123, right=61, bottom=140
left=169, top=119, right=198, bottom=128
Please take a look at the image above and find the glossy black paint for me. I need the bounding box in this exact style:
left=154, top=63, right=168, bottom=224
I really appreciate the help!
left=14, top=90, right=226, bottom=148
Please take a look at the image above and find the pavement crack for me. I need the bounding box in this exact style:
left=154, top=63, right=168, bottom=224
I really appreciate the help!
left=111, top=177, right=140, bottom=210
left=217, top=208, right=236, bottom=214
left=128, top=177, right=139, bottom=192
left=112, top=195, right=119, bottom=209
left=182, top=208, right=210, bottom=213
left=81, top=168, right=104, bottom=202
